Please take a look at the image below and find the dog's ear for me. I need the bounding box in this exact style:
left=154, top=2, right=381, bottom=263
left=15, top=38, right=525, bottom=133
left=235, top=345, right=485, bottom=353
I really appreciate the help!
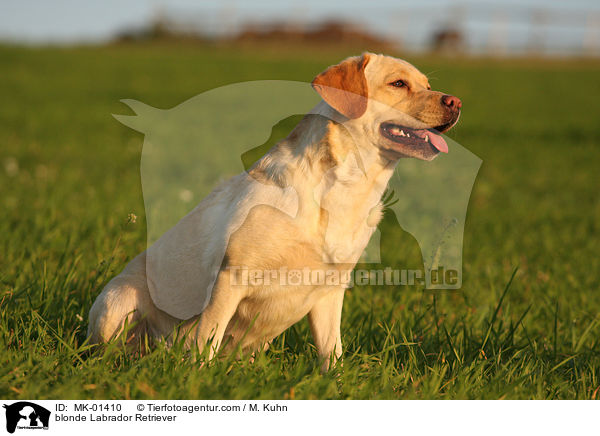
left=311, top=53, right=371, bottom=119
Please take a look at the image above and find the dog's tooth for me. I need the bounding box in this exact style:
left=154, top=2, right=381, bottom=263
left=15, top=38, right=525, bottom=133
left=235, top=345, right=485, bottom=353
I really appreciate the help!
left=424, top=134, right=429, bottom=142
left=406, top=133, right=411, bottom=137
left=398, top=130, right=405, bottom=136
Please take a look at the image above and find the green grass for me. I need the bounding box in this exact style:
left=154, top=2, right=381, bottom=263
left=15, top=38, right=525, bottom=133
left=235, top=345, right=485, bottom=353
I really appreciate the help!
left=1, top=42, right=599, bottom=399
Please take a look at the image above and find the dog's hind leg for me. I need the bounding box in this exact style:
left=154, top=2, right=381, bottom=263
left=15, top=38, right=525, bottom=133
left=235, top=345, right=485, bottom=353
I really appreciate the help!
left=177, top=272, right=243, bottom=360
left=87, top=252, right=162, bottom=347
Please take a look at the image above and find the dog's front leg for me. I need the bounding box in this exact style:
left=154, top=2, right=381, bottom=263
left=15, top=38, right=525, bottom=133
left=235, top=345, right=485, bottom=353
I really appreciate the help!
left=308, top=287, right=345, bottom=373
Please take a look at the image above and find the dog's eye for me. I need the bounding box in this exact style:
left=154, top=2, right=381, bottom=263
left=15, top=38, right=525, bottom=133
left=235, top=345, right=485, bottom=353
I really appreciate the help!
left=389, top=80, right=407, bottom=88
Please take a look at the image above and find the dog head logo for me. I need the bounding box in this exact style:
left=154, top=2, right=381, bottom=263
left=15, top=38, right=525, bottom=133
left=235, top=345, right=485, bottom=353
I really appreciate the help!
left=3, top=402, right=50, bottom=434
left=114, top=72, right=481, bottom=319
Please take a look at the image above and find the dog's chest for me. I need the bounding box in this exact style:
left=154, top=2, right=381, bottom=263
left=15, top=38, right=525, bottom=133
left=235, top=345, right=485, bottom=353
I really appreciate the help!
left=316, top=167, right=389, bottom=264
left=321, top=200, right=383, bottom=264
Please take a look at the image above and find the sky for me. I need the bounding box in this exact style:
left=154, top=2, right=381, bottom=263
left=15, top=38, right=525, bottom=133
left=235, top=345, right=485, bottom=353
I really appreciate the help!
left=0, top=0, right=598, bottom=54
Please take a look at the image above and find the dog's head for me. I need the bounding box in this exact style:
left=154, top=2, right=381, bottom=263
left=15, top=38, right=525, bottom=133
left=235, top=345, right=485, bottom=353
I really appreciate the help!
left=312, top=53, right=461, bottom=161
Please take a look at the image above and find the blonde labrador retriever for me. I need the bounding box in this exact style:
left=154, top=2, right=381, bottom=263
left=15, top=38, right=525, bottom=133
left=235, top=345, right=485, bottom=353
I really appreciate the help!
left=88, top=53, right=461, bottom=371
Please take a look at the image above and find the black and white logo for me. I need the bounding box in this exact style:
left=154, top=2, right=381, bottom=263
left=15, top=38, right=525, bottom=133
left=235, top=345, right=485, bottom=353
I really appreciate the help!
left=3, top=402, right=50, bottom=434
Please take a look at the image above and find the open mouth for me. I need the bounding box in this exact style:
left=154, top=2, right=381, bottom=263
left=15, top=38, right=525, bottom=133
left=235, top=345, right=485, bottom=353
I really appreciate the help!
left=380, top=123, right=449, bottom=154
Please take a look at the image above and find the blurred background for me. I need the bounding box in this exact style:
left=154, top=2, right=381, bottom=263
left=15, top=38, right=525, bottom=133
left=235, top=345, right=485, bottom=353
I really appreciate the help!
left=1, top=0, right=600, bottom=56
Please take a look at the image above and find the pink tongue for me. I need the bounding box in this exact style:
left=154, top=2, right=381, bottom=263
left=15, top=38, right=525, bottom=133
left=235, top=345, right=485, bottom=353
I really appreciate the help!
left=416, top=129, right=448, bottom=153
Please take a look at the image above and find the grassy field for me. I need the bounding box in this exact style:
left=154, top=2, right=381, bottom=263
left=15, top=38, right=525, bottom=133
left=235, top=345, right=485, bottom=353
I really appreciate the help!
left=1, top=42, right=599, bottom=399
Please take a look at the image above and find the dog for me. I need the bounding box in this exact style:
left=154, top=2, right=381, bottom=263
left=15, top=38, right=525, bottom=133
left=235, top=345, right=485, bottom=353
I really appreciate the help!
left=88, top=53, right=461, bottom=371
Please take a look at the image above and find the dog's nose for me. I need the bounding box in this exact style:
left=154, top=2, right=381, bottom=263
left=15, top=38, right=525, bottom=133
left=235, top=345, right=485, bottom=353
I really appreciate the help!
left=442, top=94, right=462, bottom=110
